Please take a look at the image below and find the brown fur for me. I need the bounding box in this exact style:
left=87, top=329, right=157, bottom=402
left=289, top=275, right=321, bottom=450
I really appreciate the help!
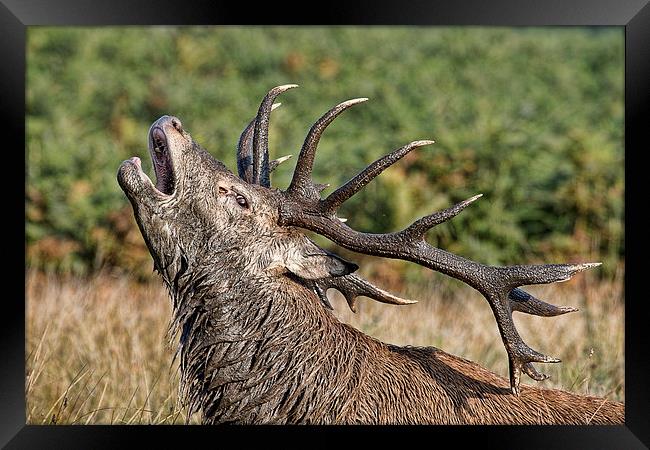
left=117, top=112, right=624, bottom=425
left=172, top=269, right=623, bottom=425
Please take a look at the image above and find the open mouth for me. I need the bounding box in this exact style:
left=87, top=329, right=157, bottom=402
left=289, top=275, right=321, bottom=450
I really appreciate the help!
left=149, top=126, right=175, bottom=195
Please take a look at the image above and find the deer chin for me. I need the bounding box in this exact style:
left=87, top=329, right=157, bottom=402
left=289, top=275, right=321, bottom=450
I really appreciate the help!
left=117, top=156, right=156, bottom=199
left=117, top=153, right=174, bottom=200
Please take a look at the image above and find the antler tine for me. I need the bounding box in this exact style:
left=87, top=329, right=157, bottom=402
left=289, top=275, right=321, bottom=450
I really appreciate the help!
left=252, top=85, right=298, bottom=187
left=404, top=194, right=482, bottom=239
left=287, top=98, right=368, bottom=200
left=322, top=273, right=417, bottom=313
left=301, top=273, right=417, bottom=313
left=305, top=278, right=334, bottom=310
left=322, top=140, right=435, bottom=214
left=509, top=287, right=578, bottom=317
left=237, top=102, right=282, bottom=183
left=279, top=132, right=600, bottom=395
left=269, top=154, right=293, bottom=172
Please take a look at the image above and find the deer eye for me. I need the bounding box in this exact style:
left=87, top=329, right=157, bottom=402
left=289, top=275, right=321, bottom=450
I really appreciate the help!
left=235, top=194, right=249, bottom=208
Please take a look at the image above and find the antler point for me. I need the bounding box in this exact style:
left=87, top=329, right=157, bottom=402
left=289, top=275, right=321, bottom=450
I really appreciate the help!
left=466, top=194, right=483, bottom=203
left=571, top=262, right=602, bottom=274
left=340, top=98, right=369, bottom=108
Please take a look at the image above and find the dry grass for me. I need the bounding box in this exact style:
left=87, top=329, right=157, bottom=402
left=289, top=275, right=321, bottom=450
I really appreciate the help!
left=26, top=271, right=189, bottom=424
left=25, top=267, right=624, bottom=424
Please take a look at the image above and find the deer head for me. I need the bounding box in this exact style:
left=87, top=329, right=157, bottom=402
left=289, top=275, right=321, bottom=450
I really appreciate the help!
left=117, top=114, right=360, bottom=295
left=117, top=84, right=600, bottom=396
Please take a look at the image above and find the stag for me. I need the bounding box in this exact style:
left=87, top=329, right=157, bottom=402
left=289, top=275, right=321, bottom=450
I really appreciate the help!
left=117, top=85, right=623, bottom=424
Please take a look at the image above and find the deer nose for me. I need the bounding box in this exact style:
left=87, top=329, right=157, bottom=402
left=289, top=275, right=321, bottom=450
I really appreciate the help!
left=171, top=117, right=183, bottom=132
left=155, top=115, right=184, bottom=133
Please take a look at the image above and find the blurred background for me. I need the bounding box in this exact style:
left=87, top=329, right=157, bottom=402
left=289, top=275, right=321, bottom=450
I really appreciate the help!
left=25, top=27, right=624, bottom=424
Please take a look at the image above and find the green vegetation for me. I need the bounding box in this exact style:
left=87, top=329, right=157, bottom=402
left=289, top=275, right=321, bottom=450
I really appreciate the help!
left=26, top=27, right=624, bottom=279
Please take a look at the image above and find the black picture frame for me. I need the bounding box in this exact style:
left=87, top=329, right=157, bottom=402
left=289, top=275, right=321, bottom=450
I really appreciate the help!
left=6, top=0, right=649, bottom=447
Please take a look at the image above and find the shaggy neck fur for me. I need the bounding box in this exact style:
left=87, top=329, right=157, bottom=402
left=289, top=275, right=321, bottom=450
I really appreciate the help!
left=161, top=254, right=624, bottom=425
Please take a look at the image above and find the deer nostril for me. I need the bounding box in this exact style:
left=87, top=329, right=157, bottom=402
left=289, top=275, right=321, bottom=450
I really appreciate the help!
left=171, top=118, right=183, bottom=132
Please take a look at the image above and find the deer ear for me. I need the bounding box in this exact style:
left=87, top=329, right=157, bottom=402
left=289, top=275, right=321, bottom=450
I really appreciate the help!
left=264, top=237, right=358, bottom=279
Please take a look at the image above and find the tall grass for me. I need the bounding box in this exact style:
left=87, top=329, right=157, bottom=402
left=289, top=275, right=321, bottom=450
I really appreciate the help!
left=26, top=271, right=191, bottom=424
left=25, top=267, right=624, bottom=424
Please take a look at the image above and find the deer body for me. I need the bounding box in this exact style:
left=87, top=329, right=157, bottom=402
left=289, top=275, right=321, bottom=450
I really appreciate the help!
left=118, top=86, right=624, bottom=424
left=166, top=260, right=622, bottom=424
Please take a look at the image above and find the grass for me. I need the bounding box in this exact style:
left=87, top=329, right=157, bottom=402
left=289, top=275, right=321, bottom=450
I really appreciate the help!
left=25, top=266, right=624, bottom=424
left=26, top=271, right=189, bottom=424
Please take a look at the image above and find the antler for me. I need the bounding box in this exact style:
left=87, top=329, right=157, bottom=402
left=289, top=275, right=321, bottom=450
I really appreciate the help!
left=276, top=88, right=599, bottom=395
left=237, top=87, right=412, bottom=316
left=301, top=273, right=417, bottom=312
left=237, top=102, right=283, bottom=183
left=251, top=84, right=298, bottom=187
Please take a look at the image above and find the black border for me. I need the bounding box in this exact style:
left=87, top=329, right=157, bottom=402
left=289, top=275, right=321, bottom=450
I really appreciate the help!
left=7, top=1, right=649, bottom=448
